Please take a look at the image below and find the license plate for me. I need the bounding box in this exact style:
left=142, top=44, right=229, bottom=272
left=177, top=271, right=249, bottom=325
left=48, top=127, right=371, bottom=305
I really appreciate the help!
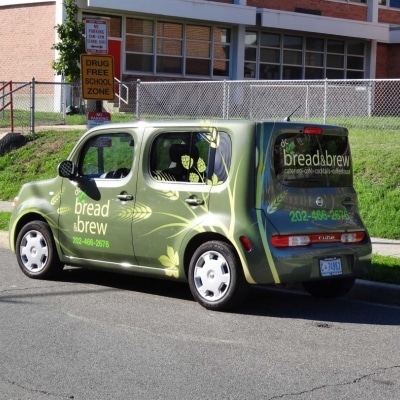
left=319, top=257, right=342, bottom=277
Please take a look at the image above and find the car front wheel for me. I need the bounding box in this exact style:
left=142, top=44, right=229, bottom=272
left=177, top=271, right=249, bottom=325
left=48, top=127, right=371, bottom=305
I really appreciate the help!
left=16, top=221, right=64, bottom=279
left=188, top=241, right=249, bottom=311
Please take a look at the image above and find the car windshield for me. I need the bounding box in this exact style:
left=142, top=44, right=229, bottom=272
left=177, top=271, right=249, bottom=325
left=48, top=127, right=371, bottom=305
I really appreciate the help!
left=273, top=132, right=352, bottom=188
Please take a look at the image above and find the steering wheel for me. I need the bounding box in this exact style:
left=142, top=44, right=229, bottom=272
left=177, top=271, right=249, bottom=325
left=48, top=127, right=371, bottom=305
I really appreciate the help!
left=112, top=168, right=130, bottom=179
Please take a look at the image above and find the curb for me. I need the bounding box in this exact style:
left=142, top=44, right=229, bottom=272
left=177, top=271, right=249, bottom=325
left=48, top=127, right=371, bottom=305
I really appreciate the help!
left=348, top=279, right=400, bottom=307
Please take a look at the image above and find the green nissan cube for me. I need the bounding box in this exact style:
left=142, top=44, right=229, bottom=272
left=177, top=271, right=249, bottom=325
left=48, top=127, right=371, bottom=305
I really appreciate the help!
left=9, top=120, right=372, bottom=310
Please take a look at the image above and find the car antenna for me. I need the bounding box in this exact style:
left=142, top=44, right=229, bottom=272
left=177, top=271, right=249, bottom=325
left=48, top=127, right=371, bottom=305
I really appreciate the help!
left=284, top=105, right=302, bottom=122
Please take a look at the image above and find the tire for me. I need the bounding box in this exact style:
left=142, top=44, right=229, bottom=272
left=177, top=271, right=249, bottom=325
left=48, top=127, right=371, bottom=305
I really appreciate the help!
left=16, top=221, right=64, bottom=279
left=188, top=241, right=249, bottom=311
left=302, top=277, right=355, bottom=299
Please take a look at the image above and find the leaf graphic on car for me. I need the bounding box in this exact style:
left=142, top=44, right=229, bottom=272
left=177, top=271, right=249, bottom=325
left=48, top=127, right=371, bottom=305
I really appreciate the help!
left=158, top=246, right=179, bottom=277
left=50, top=187, right=65, bottom=206
left=267, top=191, right=288, bottom=214
left=286, top=141, right=295, bottom=155
left=118, top=203, right=152, bottom=223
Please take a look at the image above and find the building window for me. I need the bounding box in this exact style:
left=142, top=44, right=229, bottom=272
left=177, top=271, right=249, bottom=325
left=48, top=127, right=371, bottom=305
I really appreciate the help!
left=125, top=18, right=154, bottom=73
left=156, top=22, right=183, bottom=74
left=245, top=31, right=365, bottom=80
left=244, top=31, right=257, bottom=78
left=258, top=33, right=280, bottom=79
left=305, top=37, right=324, bottom=79
left=326, top=39, right=345, bottom=79
left=379, top=0, right=400, bottom=8
left=82, top=13, right=122, bottom=38
left=346, top=40, right=365, bottom=78
left=282, top=35, right=303, bottom=79
left=213, top=28, right=230, bottom=77
left=185, top=25, right=211, bottom=76
left=125, top=17, right=231, bottom=78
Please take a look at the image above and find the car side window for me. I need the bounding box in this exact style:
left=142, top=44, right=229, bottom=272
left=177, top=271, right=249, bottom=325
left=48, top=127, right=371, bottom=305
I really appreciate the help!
left=150, top=131, right=207, bottom=183
left=79, top=133, right=134, bottom=179
left=208, top=131, right=232, bottom=183
left=150, top=130, right=231, bottom=184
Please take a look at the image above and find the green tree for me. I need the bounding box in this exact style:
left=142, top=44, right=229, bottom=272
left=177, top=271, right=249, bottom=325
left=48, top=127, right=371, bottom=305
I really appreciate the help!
left=52, top=0, right=85, bottom=83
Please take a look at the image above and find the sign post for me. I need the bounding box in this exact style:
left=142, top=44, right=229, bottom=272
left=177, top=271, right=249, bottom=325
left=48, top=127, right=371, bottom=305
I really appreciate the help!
left=83, top=19, right=113, bottom=127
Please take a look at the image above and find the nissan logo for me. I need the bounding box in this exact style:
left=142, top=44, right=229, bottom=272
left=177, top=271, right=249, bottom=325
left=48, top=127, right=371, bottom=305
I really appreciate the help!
left=316, top=197, right=324, bottom=207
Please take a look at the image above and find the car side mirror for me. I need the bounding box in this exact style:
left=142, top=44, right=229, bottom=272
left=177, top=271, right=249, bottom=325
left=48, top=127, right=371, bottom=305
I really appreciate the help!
left=58, top=160, right=77, bottom=179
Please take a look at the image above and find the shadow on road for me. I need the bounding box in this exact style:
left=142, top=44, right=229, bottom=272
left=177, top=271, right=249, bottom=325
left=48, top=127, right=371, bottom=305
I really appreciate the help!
left=240, top=286, right=400, bottom=326
left=2, top=262, right=398, bottom=326
left=42, top=266, right=400, bottom=327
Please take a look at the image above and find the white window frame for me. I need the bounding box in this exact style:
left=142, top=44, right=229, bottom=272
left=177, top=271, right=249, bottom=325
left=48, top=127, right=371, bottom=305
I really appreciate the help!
left=124, top=16, right=231, bottom=79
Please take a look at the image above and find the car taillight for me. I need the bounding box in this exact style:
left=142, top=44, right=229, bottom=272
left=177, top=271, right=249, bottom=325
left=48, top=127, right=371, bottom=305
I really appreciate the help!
left=341, top=232, right=365, bottom=243
left=271, top=231, right=365, bottom=248
left=271, top=235, right=310, bottom=247
left=303, top=126, right=323, bottom=135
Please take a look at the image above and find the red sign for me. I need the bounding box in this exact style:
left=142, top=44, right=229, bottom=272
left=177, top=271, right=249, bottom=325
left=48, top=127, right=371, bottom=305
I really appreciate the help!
left=87, top=111, right=111, bottom=129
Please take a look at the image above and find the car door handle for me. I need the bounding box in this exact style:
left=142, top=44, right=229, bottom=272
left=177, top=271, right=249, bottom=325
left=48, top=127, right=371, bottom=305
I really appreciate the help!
left=117, top=194, right=134, bottom=201
left=185, top=197, right=204, bottom=206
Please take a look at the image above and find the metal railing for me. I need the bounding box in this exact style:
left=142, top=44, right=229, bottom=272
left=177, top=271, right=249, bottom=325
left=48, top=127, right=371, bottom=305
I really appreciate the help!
left=0, top=80, right=32, bottom=134
left=114, top=77, right=129, bottom=108
left=0, top=81, right=14, bottom=132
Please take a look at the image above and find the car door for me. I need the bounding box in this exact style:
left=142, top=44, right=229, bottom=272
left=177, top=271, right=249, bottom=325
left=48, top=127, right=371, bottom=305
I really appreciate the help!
left=132, top=127, right=218, bottom=275
left=57, top=129, right=140, bottom=267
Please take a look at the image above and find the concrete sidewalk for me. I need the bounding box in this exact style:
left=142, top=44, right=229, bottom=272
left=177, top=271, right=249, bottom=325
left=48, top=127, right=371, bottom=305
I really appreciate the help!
left=370, top=237, right=400, bottom=258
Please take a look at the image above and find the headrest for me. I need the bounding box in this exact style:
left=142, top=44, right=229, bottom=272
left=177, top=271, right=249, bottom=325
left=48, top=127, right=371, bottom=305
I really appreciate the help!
left=169, top=143, right=199, bottom=163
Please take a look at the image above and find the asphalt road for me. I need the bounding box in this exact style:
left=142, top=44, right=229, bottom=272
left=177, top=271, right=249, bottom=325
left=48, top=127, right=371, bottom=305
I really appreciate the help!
left=1, top=247, right=400, bottom=400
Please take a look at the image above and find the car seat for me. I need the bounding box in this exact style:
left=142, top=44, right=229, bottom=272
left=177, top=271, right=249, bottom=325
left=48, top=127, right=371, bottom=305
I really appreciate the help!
left=164, top=143, right=199, bottom=181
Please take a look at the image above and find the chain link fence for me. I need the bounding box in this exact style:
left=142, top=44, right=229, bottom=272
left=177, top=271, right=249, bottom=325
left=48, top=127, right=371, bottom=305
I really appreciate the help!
left=2, top=78, right=400, bottom=134
left=1, top=80, right=64, bottom=134
left=136, top=79, right=400, bottom=130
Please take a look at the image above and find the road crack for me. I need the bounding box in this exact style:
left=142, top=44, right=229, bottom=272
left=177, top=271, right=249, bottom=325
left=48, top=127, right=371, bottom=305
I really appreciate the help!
left=266, top=365, right=400, bottom=399
left=1, top=376, right=75, bottom=399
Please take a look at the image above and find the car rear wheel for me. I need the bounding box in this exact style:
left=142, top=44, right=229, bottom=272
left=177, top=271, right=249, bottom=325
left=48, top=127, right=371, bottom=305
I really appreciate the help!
left=302, top=277, right=355, bottom=298
left=16, top=221, right=64, bottom=279
left=188, top=241, right=249, bottom=311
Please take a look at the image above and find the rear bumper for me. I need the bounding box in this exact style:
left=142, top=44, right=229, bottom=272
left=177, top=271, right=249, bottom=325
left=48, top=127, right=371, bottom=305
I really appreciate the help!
left=270, top=241, right=372, bottom=284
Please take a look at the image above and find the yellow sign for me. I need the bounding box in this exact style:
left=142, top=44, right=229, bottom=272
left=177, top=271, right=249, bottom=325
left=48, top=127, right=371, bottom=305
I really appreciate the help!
left=81, top=54, right=114, bottom=100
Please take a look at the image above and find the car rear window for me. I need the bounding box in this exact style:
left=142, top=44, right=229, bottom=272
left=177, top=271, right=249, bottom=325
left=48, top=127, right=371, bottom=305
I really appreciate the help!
left=273, top=132, right=352, bottom=187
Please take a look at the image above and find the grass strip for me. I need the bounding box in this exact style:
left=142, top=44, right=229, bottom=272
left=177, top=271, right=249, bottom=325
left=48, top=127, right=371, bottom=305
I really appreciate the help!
left=0, top=212, right=10, bottom=231
left=367, top=255, right=400, bottom=285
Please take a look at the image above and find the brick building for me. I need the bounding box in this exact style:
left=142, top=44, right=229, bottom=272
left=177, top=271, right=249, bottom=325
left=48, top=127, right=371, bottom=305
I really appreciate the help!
left=1, top=0, right=399, bottom=83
